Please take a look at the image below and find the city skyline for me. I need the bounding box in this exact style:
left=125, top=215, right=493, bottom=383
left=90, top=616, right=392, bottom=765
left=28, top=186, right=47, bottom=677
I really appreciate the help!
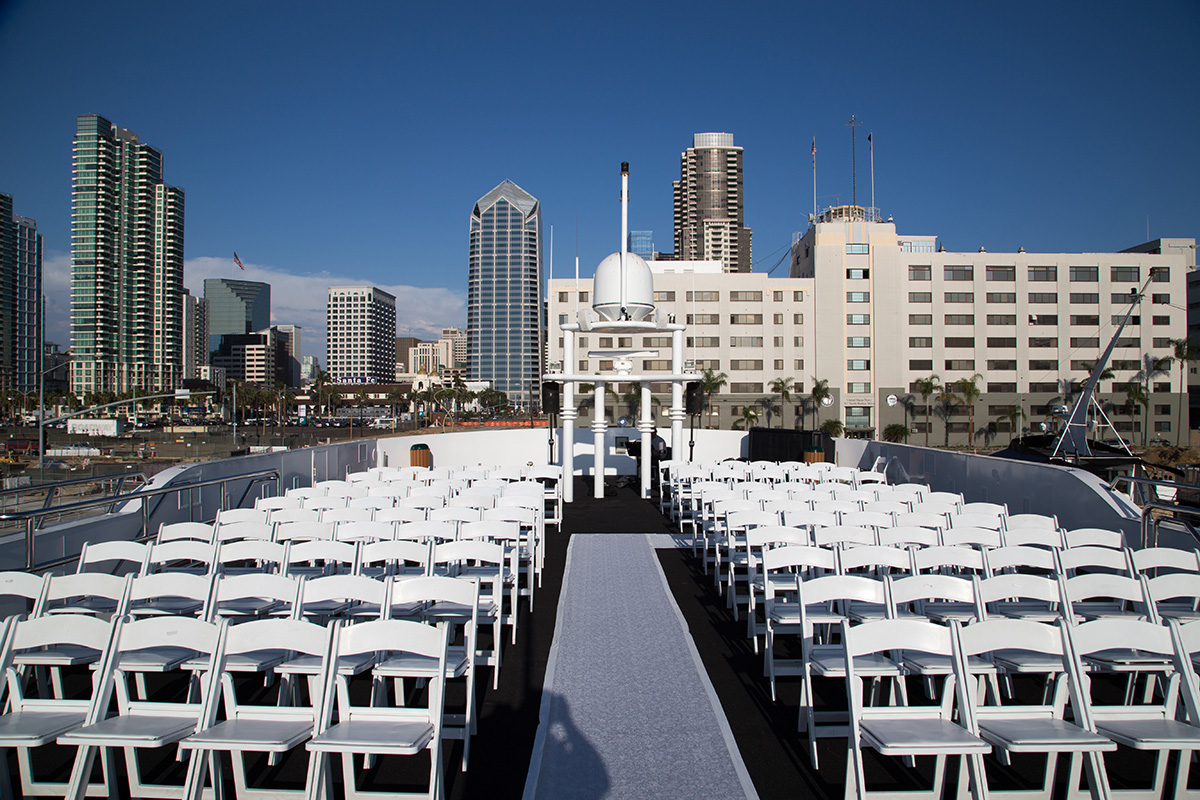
left=2, top=1, right=1198, bottom=363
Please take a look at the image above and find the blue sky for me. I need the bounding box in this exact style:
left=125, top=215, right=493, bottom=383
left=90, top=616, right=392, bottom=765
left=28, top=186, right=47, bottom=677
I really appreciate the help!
left=2, top=1, right=1198, bottom=361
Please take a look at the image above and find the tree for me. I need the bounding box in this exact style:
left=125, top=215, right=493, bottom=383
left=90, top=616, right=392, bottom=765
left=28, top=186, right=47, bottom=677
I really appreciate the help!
left=955, top=373, right=983, bottom=447
left=882, top=423, right=910, bottom=443
left=1171, top=338, right=1197, bottom=446
left=809, top=377, right=831, bottom=429
left=933, top=382, right=960, bottom=448
left=997, top=406, right=1026, bottom=444
left=820, top=418, right=844, bottom=437
left=732, top=406, right=759, bottom=430
left=1134, top=354, right=1170, bottom=444
left=312, top=369, right=332, bottom=417
left=768, top=377, right=795, bottom=429
left=699, top=367, right=727, bottom=429
left=755, top=396, right=775, bottom=428
left=912, top=375, right=941, bottom=448
left=386, top=387, right=406, bottom=426
left=1124, top=383, right=1148, bottom=446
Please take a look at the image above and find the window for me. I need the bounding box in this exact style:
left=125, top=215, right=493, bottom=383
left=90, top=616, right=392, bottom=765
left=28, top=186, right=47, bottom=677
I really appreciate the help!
left=1070, top=266, right=1098, bottom=282
left=687, top=314, right=719, bottom=325
left=687, top=291, right=719, bottom=302
left=729, top=291, right=762, bottom=302
left=1070, top=315, right=1100, bottom=326
left=847, top=382, right=871, bottom=393
left=909, top=337, right=933, bottom=347
left=773, top=359, right=784, bottom=370
left=794, top=359, right=805, bottom=370
left=945, top=292, right=974, bottom=303
left=642, top=360, right=672, bottom=370
left=618, top=337, right=632, bottom=348
left=910, top=359, right=934, bottom=370
left=1029, top=359, right=1057, bottom=370
left=1029, top=382, right=1058, bottom=393
left=986, top=266, right=1015, bottom=281
left=944, top=266, right=974, bottom=281
left=909, top=266, right=932, bottom=281
left=846, top=407, right=872, bottom=427
left=696, top=359, right=720, bottom=370
left=1151, top=267, right=1170, bottom=283
left=793, top=336, right=804, bottom=346
left=1030, top=314, right=1058, bottom=325
left=579, top=291, right=589, bottom=302
left=847, top=314, right=870, bottom=325
left=847, top=336, right=871, bottom=347
left=1070, top=337, right=1099, bottom=348
left=793, top=313, right=804, bottom=324
left=729, top=336, right=763, bottom=347
left=1070, top=293, right=1099, bottom=304
left=988, top=360, right=1017, bottom=371
left=1028, top=266, right=1057, bottom=282
left=987, top=337, right=1017, bottom=347
left=909, top=292, right=932, bottom=303
left=846, top=268, right=870, bottom=279
left=987, top=293, right=1016, bottom=304
left=1154, top=382, right=1170, bottom=393
left=987, top=315, right=1017, bottom=325
left=1111, top=293, right=1137, bottom=304
left=1154, top=404, right=1172, bottom=415
left=988, top=382, right=1018, bottom=392
left=1112, top=315, right=1141, bottom=325
left=1116, top=337, right=1139, bottom=348
left=729, top=360, right=763, bottom=370
left=1155, top=421, right=1172, bottom=432
left=730, top=314, right=763, bottom=324
left=1029, top=293, right=1058, bottom=303
left=729, top=383, right=763, bottom=394
left=944, top=359, right=976, bottom=370
left=846, top=243, right=870, bottom=254
left=909, top=314, right=933, bottom=325
left=686, top=337, right=720, bottom=347
left=1153, top=338, right=1172, bottom=348
left=847, top=359, right=871, bottom=370
left=773, top=291, right=784, bottom=301
left=1029, top=337, right=1058, bottom=347
left=793, top=291, right=804, bottom=302
left=557, top=291, right=568, bottom=302
left=1152, top=294, right=1170, bottom=304
left=1153, top=316, right=1171, bottom=326
left=774, top=336, right=784, bottom=347
left=847, top=291, right=870, bottom=302
left=944, top=337, right=975, bottom=347
left=1111, top=266, right=1140, bottom=282
left=598, top=337, right=612, bottom=348
left=773, top=313, right=784, bottom=324
left=945, top=314, right=975, bottom=325
left=653, top=291, right=675, bottom=302
left=642, top=336, right=671, bottom=346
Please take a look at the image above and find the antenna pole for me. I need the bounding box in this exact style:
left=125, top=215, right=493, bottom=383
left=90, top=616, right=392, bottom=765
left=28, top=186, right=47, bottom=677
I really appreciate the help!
left=845, top=115, right=862, bottom=207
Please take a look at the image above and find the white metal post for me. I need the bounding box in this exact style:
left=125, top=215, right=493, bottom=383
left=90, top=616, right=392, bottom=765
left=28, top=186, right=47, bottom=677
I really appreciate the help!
left=639, top=382, right=652, bottom=498
left=561, top=333, right=576, bottom=503
left=592, top=381, right=606, bottom=499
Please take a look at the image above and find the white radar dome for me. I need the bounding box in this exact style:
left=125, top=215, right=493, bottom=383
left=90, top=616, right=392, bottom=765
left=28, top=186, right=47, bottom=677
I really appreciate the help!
left=592, top=251, right=655, bottom=322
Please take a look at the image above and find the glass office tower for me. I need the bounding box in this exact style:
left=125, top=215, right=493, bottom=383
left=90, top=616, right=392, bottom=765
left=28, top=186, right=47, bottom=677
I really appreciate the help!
left=467, top=180, right=543, bottom=411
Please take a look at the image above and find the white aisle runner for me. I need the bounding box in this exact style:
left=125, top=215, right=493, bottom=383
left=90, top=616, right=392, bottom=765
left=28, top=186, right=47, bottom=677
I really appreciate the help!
left=523, top=534, right=758, bottom=800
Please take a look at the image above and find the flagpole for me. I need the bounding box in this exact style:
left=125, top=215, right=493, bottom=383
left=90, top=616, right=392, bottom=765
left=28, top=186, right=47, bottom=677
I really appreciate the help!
left=811, top=137, right=817, bottom=220
left=869, top=132, right=875, bottom=219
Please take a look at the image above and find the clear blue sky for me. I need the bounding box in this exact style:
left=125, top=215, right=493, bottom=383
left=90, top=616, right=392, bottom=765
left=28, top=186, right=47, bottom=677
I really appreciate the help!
left=2, top=0, right=1198, bottom=360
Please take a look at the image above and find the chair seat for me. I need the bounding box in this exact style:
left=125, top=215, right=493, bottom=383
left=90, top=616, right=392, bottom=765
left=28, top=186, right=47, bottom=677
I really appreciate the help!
left=980, top=718, right=1116, bottom=753
left=60, top=713, right=198, bottom=747
left=307, top=719, right=434, bottom=756
left=276, top=652, right=375, bottom=676
left=1083, top=648, right=1172, bottom=672
left=184, top=650, right=288, bottom=673
left=115, top=646, right=198, bottom=672
left=130, top=598, right=204, bottom=616
left=374, top=646, right=470, bottom=680
left=811, top=650, right=900, bottom=678
left=216, top=598, right=282, bottom=617
left=14, top=644, right=100, bottom=666
left=862, top=718, right=991, bottom=756
left=903, top=653, right=997, bottom=676
left=990, top=649, right=1066, bottom=674
left=1094, top=718, right=1200, bottom=749
left=182, top=718, right=314, bottom=752
left=0, top=711, right=87, bottom=746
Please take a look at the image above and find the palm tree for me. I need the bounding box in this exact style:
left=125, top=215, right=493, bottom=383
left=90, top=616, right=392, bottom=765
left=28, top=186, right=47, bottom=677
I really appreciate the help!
left=912, top=375, right=941, bottom=447
left=768, top=377, right=794, bottom=429
left=755, top=396, right=775, bottom=428
left=1123, top=383, right=1148, bottom=446
left=1171, top=338, right=1197, bottom=446
left=934, top=383, right=960, bottom=448
left=732, top=406, right=759, bottom=430
left=699, top=367, right=727, bottom=429
left=809, top=377, right=831, bottom=429
left=820, top=418, right=844, bottom=437
left=998, top=406, right=1026, bottom=444
left=956, top=373, right=983, bottom=447
left=1134, top=354, right=1171, bottom=444
left=882, top=423, right=910, bottom=443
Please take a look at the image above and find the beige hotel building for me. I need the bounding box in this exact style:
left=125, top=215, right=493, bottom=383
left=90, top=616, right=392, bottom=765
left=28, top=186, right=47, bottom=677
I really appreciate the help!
left=546, top=206, right=1195, bottom=444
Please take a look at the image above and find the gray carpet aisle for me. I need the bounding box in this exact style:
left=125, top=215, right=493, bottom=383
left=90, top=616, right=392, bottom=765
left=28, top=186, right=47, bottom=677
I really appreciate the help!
left=523, top=534, right=758, bottom=800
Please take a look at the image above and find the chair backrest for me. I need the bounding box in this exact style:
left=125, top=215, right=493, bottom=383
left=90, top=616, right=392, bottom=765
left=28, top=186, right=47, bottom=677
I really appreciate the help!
left=321, top=507, right=376, bottom=527
left=745, top=526, right=812, bottom=550
left=976, top=573, right=1063, bottom=619
left=145, top=539, right=218, bottom=574
left=888, top=574, right=978, bottom=618
left=212, top=521, right=275, bottom=543
left=877, top=526, right=939, bottom=548
left=1000, top=526, right=1065, bottom=549
left=1062, top=573, right=1156, bottom=622
left=814, top=525, right=878, bottom=549
left=127, top=571, right=216, bottom=618
left=799, top=574, right=889, bottom=632
left=334, top=520, right=395, bottom=544
left=0, top=613, right=115, bottom=710
left=726, top=510, right=780, bottom=534
left=0, top=570, right=48, bottom=615
left=984, top=545, right=1058, bottom=576
left=303, top=497, right=351, bottom=515
left=395, top=520, right=459, bottom=543
left=893, top=511, right=947, bottom=531
left=286, top=540, right=359, bottom=577
left=1056, top=545, right=1131, bottom=577
left=1003, top=512, right=1059, bottom=532
left=77, top=540, right=150, bottom=576
left=375, top=507, right=429, bottom=525
left=1130, top=546, right=1200, bottom=577
left=274, top=521, right=337, bottom=543
left=1063, top=527, right=1126, bottom=549
left=348, top=495, right=396, bottom=511
left=268, top=507, right=322, bottom=526
left=212, top=572, right=304, bottom=620
left=940, top=526, right=1003, bottom=549
left=285, top=487, right=325, bottom=500
left=946, top=513, right=1004, bottom=532
left=837, top=544, right=911, bottom=575
left=781, top=508, right=839, bottom=531
left=360, top=539, right=432, bottom=578
left=255, top=496, right=302, bottom=512
left=157, top=521, right=215, bottom=544
left=299, top=573, right=389, bottom=621
left=910, top=545, right=986, bottom=576
left=1145, top=573, right=1200, bottom=616
left=215, top=507, right=270, bottom=526
left=841, top=511, right=895, bottom=532
left=429, top=507, right=483, bottom=526
left=924, top=491, right=963, bottom=509
left=863, top=499, right=912, bottom=516
left=459, top=519, right=521, bottom=545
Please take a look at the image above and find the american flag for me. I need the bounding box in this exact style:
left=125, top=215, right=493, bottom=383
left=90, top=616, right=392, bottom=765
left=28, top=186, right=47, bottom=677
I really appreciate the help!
left=811, top=138, right=816, bottom=155
left=233, top=252, right=245, bottom=271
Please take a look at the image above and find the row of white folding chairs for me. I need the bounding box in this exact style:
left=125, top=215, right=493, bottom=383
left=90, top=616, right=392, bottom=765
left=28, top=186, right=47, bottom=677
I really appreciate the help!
left=249, top=492, right=545, bottom=523
left=0, top=602, right=474, bottom=799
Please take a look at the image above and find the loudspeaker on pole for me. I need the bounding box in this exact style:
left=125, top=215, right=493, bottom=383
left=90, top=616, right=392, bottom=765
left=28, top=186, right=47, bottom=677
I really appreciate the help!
left=685, top=382, right=703, bottom=415
left=542, top=381, right=561, bottom=415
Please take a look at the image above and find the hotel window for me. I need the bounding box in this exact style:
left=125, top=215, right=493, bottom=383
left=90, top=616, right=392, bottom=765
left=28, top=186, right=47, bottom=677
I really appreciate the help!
left=1070, top=266, right=1098, bottom=282
left=774, top=359, right=784, bottom=370
left=986, top=293, right=1016, bottom=304
left=847, top=336, right=871, bottom=347
left=1110, top=315, right=1141, bottom=326
left=729, top=291, right=762, bottom=302
left=598, top=337, right=612, bottom=348
left=687, top=291, right=719, bottom=302
left=773, top=313, right=784, bottom=324
left=945, top=314, right=974, bottom=325
left=793, top=313, right=804, bottom=324
left=987, top=315, right=1017, bottom=325
left=1112, top=293, right=1137, bottom=305
left=988, top=360, right=1017, bottom=371
left=558, top=292, right=568, bottom=302
left=1070, top=293, right=1099, bottom=304
left=945, top=337, right=975, bottom=347
left=653, top=291, right=675, bottom=302
left=988, top=382, right=1017, bottom=392
left=1153, top=316, right=1171, bottom=325
left=642, top=360, right=672, bottom=370
left=910, top=337, right=933, bottom=347
left=1070, top=315, right=1100, bottom=326
left=687, top=314, right=719, bottom=325
left=1029, top=337, right=1058, bottom=348
left=1116, top=337, right=1140, bottom=348
left=642, top=336, right=671, bottom=347
left=847, top=291, right=870, bottom=302
left=685, top=337, right=719, bottom=347
left=910, top=314, right=933, bottom=325
left=1030, top=314, right=1058, bottom=325
left=794, top=359, right=805, bottom=370
left=910, top=359, right=934, bottom=370
left=771, top=291, right=784, bottom=301
left=1029, top=382, right=1059, bottom=393
left=578, top=292, right=588, bottom=302
left=1028, top=266, right=1057, bottom=282
left=730, top=360, right=763, bottom=370
left=909, top=266, right=931, bottom=281
left=618, top=337, right=632, bottom=347
left=847, top=268, right=870, bottom=279
left=846, top=243, right=869, bottom=254
left=945, top=359, right=975, bottom=370
left=730, top=314, right=763, bottom=324
left=793, top=291, right=804, bottom=301
left=730, top=382, right=763, bottom=393
left=599, top=360, right=613, bottom=370
left=944, top=266, right=974, bottom=281
left=847, top=359, right=871, bottom=370
left=986, top=266, right=1015, bottom=281
left=1152, top=294, right=1171, bottom=304
left=847, top=314, right=870, bottom=325
left=793, top=336, right=804, bottom=346
left=1029, top=360, right=1057, bottom=371
left=1111, top=266, right=1140, bottom=282
left=1028, top=293, right=1058, bottom=303
left=1153, top=338, right=1173, bottom=348
left=847, top=382, right=871, bottom=393
left=729, top=337, right=763, bottom=347
left=774, top=336, right=784, bottom=347
left=909, top=292, right=932, bottom=303
left=1151, top=267, right=1170, bottom=282
left=697, top=359, right=721, bottom=370
left=944, top=292, right=974, bottom=303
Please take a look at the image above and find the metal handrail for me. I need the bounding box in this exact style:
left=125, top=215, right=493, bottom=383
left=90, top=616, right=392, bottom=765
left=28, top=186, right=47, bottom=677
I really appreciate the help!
left=1109, top=474, right=1190, bottom=507
left=1138, top=501, right=1200, bottom=549
left=0, top=468, right=281, bottom=571
left=0, top=472, right=148, bottom=525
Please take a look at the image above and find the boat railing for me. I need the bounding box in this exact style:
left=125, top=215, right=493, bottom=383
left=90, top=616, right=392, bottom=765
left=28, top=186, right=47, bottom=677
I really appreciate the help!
left=0, top=472, right=148, bottom=530
left=1110, top=474, right=1200, bottom=548
left=0, top=467, right=280, bottom=572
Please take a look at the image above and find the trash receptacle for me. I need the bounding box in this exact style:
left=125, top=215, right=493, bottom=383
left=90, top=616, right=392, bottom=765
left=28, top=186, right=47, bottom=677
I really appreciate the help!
left=410, top=442, right=432, bottom=469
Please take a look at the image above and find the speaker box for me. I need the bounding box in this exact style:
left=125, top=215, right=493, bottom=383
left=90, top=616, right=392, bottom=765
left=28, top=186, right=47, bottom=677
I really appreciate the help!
left=685, top=382, right=703, bottom=415
left=541, top=382, right=561, bottom=415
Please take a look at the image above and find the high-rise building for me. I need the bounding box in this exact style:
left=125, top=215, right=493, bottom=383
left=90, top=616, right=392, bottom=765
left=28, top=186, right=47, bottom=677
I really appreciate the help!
left=0, top=194, right=43, bottom=393
left=673, top=132, right=752, bottom=273
left=468, top=180, right=543, bottom=409
left=394, top=336, right=421, bottom=375
left=203, top=278, right=270, bottom=353
left=273, top=324, right=302, bottom=387
left=326, top=286, right=397, bottom=383
left=628, top=230, right=655, bottom=261
left=181, top=289, right=207, bottom=381
left=70, top=114, right=185, bottom=396
left=210, top=329, right=276, bottom=386
left=300, top=355, right=319, bottom=386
